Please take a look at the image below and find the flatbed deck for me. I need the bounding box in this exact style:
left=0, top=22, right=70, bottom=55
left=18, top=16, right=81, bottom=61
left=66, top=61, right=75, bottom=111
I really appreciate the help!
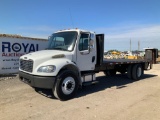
left=103, top=59, right=149, bottom=65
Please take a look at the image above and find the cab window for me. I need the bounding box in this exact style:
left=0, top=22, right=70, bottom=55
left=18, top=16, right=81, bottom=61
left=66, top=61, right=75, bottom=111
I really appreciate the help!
left=79, top=33, right=89, bottom=51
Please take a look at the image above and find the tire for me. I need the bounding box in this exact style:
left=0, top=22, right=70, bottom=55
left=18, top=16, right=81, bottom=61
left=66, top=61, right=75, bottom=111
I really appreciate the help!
left=53, top=70, right=79, bottom=101
left=127, top=65, right=133, bottom=79
left=132, top=64, right=144, bottom=80
left=148, top=63, right=153, bottom=69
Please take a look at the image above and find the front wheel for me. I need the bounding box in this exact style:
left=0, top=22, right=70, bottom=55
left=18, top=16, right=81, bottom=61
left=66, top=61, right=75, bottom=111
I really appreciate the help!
left=53, top=70, right=79, bottom=101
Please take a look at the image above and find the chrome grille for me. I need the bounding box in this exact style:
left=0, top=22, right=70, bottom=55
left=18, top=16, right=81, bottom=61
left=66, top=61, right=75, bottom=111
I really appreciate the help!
left=20, top=59, right=33, bottom=72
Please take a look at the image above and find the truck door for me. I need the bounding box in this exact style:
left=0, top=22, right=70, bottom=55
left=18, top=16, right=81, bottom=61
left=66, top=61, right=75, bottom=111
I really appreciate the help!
left=76, top=32, right=96, bottom=71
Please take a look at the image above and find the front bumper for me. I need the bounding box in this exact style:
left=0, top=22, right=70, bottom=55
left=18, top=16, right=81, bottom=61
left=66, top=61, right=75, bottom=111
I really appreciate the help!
left=19, top=71, right=56, bottom=89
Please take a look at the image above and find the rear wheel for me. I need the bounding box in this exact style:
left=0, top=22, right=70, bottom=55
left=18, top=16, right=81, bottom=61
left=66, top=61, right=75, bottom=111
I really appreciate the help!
left=132, top=64, right=144, bottom=80
left=53, top=70, right=79, bottom=101
left=127, top=65, right=133, bottom=79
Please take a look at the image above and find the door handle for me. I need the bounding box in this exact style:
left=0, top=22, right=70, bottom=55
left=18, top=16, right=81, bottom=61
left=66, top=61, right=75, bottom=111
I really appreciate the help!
left=92, top=56, right=95, bottom=62
left=80, top=50, right=89, bottom=55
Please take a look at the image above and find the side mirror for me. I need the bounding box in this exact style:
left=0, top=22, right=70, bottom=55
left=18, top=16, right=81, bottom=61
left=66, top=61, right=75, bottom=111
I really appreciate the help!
left=48, top=36, right=51, bottom=40
left=89, top=40, right=94, bottom=51
left=89, top=33, right=95, bottom=51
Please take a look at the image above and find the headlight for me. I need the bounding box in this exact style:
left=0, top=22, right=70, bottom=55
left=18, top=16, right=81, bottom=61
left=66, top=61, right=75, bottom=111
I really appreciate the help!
left=37, top=65, right=56, bottom=73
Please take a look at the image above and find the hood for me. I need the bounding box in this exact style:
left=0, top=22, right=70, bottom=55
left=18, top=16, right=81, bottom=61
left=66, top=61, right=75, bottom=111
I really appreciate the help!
left=21, top=50, right=73, bottom=61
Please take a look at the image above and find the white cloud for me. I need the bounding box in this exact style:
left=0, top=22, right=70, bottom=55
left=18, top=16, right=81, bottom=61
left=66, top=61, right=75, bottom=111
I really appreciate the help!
left=97, top=24, right=160, bottom=39
left=12, top=24, right=160, bottom=51
left=20, top=33, right=49, bottom=39
left=108, top=25, right=160, bottom=38
left=0, top=29, right=6, bottom=34
left=18, top=26, right=57, bottom=33
left=94, top=24, right=160, bottom=51
left=16, top=25, right=59, bottom=39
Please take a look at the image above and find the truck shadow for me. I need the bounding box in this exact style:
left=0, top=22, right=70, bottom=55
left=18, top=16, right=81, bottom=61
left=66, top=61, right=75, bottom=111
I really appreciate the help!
left=76, top=74, right=157, bottom=98
left=34, top=74, right=157, bottom=100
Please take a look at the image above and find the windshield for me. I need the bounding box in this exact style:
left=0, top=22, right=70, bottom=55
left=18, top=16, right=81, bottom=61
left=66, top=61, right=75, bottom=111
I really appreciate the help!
left=47, top=31, right=78, bottom=51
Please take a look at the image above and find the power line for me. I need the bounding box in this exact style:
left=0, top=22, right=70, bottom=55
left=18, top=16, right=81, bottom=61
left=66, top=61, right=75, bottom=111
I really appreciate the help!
left=138, top=40, right=140, bottom=51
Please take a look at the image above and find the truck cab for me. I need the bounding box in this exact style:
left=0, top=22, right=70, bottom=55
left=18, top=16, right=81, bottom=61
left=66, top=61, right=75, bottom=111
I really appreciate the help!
left=19, top=29, right=101, bottom=100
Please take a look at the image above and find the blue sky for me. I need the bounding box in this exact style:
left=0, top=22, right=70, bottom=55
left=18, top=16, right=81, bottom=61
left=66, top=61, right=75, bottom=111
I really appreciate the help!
left=0, top=0, right=160, bottom=51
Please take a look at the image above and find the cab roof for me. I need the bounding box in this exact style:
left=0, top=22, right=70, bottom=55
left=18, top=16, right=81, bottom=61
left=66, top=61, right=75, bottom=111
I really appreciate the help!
left=55, top=28, right=95, bottom=34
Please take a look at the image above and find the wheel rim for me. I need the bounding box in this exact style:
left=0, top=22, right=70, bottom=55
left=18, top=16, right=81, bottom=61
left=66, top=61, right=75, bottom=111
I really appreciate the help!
left=137, top=67, right=142, bottom=77
left=61, top=77, right=75, bottom=95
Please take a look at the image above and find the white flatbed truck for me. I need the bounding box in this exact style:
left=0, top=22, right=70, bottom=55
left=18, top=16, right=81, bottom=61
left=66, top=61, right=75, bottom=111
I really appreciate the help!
left=19, top=29, right=156, bottom=100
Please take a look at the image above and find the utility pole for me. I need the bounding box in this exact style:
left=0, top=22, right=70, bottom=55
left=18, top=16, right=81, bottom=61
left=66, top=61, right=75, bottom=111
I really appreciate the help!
left=138, top=40, right=140, bottom=51
left=130, top=39, right=131, bottom=52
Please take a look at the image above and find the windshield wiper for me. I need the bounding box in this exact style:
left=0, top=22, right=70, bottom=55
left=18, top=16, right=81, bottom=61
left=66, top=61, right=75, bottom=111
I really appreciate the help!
left=52, top=47, right=67, bottom=51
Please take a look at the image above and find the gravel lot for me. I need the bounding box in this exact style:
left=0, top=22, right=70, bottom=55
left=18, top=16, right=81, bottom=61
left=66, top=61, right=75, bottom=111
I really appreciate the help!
left=0, top=64, right=160, bottom=120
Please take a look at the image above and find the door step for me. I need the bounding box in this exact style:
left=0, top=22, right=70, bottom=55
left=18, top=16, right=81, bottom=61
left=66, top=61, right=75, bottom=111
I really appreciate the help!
left=82, top=81, right=99, bottom=86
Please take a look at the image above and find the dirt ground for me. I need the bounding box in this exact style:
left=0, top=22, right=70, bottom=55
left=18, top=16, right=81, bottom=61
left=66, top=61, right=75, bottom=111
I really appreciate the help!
left=0, top=64, right=160, bottom=120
